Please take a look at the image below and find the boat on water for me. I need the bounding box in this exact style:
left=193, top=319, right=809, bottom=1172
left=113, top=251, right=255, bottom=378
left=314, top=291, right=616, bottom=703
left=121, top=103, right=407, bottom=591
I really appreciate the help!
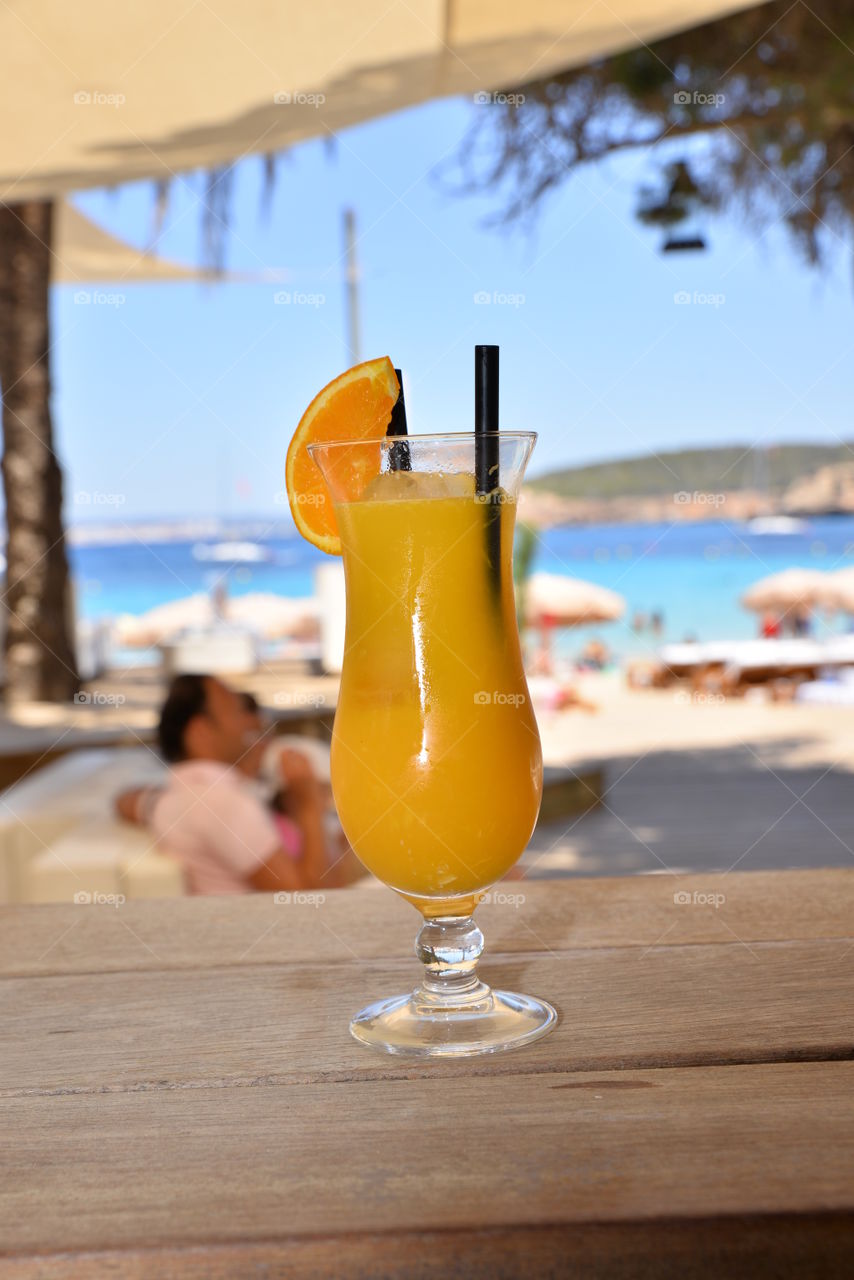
left=745, top=516, right=809, bottom=536
left=192, top=540, right=273, bottom=564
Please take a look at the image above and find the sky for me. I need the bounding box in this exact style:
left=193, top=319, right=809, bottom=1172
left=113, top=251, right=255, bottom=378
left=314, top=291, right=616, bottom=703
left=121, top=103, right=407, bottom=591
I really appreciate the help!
left=55, top=94, right=854, bottom=523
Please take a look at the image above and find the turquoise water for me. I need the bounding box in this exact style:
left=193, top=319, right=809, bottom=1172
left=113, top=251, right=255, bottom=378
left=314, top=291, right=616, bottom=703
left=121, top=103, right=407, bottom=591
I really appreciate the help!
left=72, top=515, right=854, bottom=657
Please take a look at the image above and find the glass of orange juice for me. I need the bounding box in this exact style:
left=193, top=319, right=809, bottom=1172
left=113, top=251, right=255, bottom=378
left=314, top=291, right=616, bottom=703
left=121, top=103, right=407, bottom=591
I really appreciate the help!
left=309, top=431, right=556, bottom=1056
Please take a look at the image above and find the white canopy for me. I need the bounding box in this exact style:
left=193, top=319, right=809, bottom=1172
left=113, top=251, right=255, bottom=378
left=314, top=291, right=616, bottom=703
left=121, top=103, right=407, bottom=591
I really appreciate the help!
left=660, top=636, right=854, bottom=672
left=52, top=200, right=211, bottom=283
left=1, top=0, right=761, bottom=200
left=51, top=199, right=290, bottom=284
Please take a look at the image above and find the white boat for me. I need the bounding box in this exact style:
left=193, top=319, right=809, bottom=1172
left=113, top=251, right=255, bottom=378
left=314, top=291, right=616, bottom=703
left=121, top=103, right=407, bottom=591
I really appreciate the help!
left=192, top=540, right=272, bottom=563
left=745, top=516, right=809, bottom=536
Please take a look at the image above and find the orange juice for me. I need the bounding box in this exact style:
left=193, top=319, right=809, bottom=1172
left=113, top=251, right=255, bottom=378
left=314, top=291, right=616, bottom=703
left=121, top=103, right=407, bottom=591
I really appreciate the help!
left=330, top=472, right=542, bottom=907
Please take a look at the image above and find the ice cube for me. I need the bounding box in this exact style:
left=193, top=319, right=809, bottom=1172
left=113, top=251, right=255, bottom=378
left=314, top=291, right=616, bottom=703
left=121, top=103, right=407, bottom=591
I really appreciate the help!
left=361, top=470, right=477, bottom=502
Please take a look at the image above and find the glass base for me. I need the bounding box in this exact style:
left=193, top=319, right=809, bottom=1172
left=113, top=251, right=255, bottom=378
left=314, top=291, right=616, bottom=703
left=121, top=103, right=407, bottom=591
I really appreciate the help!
left=350, top=981, right=557, bottom=1058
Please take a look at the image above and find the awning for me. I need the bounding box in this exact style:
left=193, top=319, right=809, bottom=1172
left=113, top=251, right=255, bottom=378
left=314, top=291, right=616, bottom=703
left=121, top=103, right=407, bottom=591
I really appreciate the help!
left=1, top=0, right=763, bottom=201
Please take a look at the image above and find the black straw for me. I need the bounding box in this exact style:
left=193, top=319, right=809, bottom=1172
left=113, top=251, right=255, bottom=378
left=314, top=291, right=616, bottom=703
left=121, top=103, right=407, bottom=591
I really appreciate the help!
left=387, top=368, right=412, bottom=472
left=475, top=345, right=501, bottom=579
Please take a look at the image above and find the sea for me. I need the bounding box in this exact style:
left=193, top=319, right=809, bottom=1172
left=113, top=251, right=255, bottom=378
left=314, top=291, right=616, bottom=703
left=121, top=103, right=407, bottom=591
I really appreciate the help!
left=72, top=515, right=854, bottom=662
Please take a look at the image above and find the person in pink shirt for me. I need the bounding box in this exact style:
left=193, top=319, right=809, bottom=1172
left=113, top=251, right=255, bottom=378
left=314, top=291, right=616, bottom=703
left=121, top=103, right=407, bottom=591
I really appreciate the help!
left=117, top=674, right=335, bottom=895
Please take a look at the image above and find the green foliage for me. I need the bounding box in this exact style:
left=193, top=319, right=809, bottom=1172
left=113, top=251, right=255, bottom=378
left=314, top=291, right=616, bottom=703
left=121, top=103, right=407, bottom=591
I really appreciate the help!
left=513, top=521, right=538, bottom=627
left=513, top=521, right=538, bottom=584
left=448, top=1, right=854, bottom=268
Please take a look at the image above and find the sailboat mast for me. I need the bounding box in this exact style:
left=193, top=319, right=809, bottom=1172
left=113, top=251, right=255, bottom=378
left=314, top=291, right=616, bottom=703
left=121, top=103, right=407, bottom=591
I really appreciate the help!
left=343, top=207, right=361, bottom=365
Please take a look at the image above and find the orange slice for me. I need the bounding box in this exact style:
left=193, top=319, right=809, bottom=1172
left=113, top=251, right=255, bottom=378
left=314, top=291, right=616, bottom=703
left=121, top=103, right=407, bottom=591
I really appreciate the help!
left=286, top=357, right=399, bottom=555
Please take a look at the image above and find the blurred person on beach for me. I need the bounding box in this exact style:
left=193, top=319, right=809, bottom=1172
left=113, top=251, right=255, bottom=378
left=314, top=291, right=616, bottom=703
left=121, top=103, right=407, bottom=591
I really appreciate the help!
left=578, top=638, right=610, bottom=672
left=790, top=604, right=812, bottom=638
left=760, top=611, right=782, bottom=639
left=525, top=619, right=597, bottom=712
left=529, top=616, right=556, bottom=677
left=526, top=668, right=598, bottom=714
left=236, top=691, right=355, bottom=868
left=116, top=674, right=358, bottom=895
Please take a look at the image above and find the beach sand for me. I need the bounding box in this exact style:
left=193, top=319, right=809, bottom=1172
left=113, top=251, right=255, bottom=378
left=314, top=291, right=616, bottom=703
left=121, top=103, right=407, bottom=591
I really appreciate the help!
left=1, top=664, right=851, bottom=882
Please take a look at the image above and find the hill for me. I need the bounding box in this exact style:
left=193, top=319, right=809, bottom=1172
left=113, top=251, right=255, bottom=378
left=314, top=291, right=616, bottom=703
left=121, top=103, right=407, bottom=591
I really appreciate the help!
left=528, top=443, right=854, bottom=501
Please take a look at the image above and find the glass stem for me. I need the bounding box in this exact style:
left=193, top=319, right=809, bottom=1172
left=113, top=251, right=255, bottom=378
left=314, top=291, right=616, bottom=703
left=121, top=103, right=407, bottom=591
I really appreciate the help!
left=413, top=915, right=492, bottom=1009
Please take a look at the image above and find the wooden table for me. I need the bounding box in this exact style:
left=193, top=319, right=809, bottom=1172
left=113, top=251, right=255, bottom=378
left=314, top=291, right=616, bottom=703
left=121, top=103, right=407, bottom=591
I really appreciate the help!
left=1, top=870, right=852, bottom=1277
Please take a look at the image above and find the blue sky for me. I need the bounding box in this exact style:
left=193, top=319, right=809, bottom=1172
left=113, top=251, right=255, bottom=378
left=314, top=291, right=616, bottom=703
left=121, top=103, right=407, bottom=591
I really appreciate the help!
left=56, top=95, right=854, bottom=522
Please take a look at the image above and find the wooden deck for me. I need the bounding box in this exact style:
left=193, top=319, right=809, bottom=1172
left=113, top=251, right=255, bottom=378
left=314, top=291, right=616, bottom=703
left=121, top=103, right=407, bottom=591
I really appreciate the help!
left=1, top=870, right=852, bottom=1276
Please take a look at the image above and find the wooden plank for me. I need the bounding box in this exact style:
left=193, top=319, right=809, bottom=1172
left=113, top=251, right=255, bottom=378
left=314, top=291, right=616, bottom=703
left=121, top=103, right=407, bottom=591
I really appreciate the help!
left=0, top=1062, right=851, bottom=1275
left=5, top=1218, right=853, bottom=1280
left=2, top=940, right=851, bottom=1094
left=1, top=869, right=851, bottom=978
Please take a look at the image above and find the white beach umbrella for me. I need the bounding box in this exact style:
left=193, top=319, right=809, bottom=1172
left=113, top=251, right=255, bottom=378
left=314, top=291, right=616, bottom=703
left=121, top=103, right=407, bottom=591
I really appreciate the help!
left=522, top=572, right=625, bottom=627
left=825, top=567, right=854, bottom=613
left=228, top=593, right=319, bottom=640
left=114, top=595, right=214, bottom=647
left=740, top=568, right=835, bottom=613
left=116, top=592, right=317, bottom=646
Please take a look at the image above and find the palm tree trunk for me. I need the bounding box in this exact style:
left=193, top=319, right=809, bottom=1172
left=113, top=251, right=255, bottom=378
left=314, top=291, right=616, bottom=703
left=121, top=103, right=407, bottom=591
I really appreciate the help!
left=0, top=200, right=78, bottom=703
